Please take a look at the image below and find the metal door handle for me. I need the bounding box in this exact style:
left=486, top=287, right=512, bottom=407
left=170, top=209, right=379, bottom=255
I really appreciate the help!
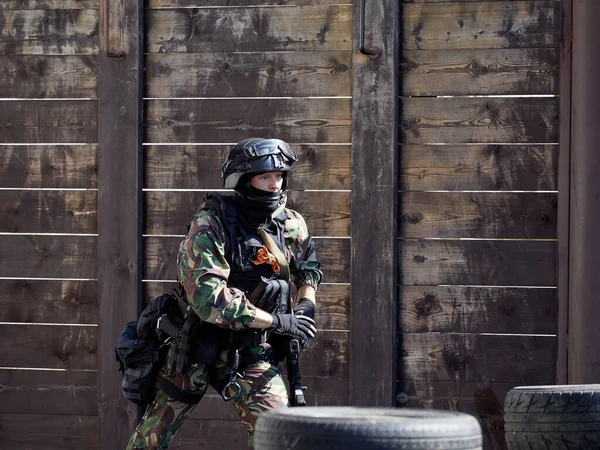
left=103, top=0, right=126, bottom=59
left=359, top=0, right=380, bottom=58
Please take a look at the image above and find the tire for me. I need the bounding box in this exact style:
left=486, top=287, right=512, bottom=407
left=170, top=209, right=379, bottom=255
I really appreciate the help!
left=254, top=407, right=482, bottom=450
left=504, top=384, right=600, bottom=449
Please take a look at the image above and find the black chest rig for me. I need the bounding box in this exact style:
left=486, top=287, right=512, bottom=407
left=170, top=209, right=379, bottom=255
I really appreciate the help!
left=201, top=193, right=289, bottom=299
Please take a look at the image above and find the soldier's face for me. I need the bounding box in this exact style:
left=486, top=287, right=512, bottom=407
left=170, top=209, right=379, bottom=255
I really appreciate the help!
left=250, top=171, right=284, bottom=192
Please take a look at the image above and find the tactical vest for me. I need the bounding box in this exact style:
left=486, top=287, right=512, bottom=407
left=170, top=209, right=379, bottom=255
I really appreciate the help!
left=200, top=193, right=289, bottom=299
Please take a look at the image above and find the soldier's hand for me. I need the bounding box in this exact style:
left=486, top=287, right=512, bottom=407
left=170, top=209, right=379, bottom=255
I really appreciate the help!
left=269, top=313, right=316, bottom=343
left=293, top=297, right=315, bottom=320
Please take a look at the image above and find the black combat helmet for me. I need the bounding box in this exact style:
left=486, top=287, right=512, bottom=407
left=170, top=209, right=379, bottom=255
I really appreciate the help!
left=221, top=138, right=298, bottom=189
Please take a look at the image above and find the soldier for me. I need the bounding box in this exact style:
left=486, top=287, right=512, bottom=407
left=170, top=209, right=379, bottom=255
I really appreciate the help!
left=126, top=138, right=322, bottom=449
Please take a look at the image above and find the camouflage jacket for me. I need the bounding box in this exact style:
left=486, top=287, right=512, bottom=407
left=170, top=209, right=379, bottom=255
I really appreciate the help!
left=177, top=203, right=322, bottom=331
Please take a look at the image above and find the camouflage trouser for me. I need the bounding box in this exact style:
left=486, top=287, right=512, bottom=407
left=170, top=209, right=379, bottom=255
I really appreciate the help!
left=126, top=344, right=288, bottom=450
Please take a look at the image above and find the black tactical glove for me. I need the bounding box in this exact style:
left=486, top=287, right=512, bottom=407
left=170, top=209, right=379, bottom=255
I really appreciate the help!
left=269, top=313, right=316, bottom=344
left=293, top=297, right=315, bottom=320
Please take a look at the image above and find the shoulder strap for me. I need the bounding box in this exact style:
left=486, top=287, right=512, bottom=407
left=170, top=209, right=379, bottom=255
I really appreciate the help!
left=258, top=229, right=290, bottom=282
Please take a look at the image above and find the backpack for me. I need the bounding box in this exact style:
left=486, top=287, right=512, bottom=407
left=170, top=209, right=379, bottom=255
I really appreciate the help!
left=114, top=290, right=202, bottom=406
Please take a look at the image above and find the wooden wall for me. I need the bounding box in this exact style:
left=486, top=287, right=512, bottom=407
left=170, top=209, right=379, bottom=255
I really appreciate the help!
left=397, top=1, right=560, bottom=449
left=0, top=1, right=100, bottom=449
left=142, top=0, right=352, bottom=446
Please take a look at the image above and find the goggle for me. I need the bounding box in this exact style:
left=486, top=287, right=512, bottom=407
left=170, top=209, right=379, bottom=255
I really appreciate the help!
left=244, top=139, right=298, bottom=163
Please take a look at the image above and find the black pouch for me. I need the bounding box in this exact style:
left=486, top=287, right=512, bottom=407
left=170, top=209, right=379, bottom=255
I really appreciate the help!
left=114, top=321, right=160, bottom=406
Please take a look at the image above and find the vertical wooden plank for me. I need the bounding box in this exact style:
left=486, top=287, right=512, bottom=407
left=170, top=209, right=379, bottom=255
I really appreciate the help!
left=567, top=0, right=600, bottom=384
left=97, top=0, right=143, bottom=447
left=350, top=0, right=399, bottom=406
left=556, top=0, right=572, bottom=385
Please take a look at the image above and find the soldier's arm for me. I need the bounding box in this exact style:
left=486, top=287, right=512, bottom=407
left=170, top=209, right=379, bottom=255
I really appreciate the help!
left=178, top=209, right=260, bottom=331
left=285, top=210, right=323, bottom=305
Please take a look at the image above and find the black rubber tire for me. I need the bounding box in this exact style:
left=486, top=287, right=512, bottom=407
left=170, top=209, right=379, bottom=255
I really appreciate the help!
left=504, top=384, right=600, bottom=449
left=254, top=407, right=482, bottom=450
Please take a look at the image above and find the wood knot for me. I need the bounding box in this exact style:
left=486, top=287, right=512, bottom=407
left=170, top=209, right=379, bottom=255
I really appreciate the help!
left=413, top=255, right=427, bottom=264
left=415, top=292, right=443, bottom=319
left=401, top=213, right=422, bottom=225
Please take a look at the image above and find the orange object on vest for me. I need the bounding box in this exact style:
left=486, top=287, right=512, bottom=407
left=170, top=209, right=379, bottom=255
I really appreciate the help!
left=252, top=245, right=281, bottom=273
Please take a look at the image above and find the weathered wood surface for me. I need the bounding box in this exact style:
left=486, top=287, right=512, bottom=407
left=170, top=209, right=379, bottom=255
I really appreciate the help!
left=402, top=333, right=556, bottom=383
left=145, top=191, right=350, bottom=237
left=400, top=286, right=556, bottom=334
left=0, top=190, right=97, bottom=234
left=144, top=281, right=349, bottom=330
left=402, top=1, right=559, bottom=50
left=401, top=97, right=558, bottom=144
left=0, top=325, right=96, bottom=370
left=400, top=239, right=556, bottom=286
left=400, top=192, right=557, bottom=239
left=0, top=145, right=97, bottom=188
left=144, top=98, right=351, bottom=144
left=401, top=48, right=558, bottom=96
left=399, top=145, right=557, bottom=191
left=0, top=101, right=97, bottom=143
left=0, top=1, right=98, bottom=7
left=0, top=370, right=96, bottom=415
left=149, top=0, right=347, bottom=6
left=0, top=10, right=99, bottom=55
left=145, top=145, right=351, bottom=190
left=0, top=55, right=98, bottom=98
left=144, top=236, right=350, bottom=284
left=0, top=279, right=97, bottom=324
left=146, top=6, right=352, bottom=53
left=0, top=413, right=98, bottom=450
left=97, top=0, right=143, bottom=447
left=146, top=52, right=351, bottom=98
left=402, top=380, right=521, bottom=450
left=350, top=0, right=399, bottom=407
left=0, top=235, right=97, bottom=279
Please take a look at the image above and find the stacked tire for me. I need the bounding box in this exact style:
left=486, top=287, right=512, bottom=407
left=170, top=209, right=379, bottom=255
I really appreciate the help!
left=504, top=384, right=600, bottom=449
left=255, top=407, right=482, bottom=450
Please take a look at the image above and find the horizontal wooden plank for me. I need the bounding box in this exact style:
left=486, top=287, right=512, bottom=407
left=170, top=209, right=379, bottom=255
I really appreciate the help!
left=400, top=286, right=556, bottom=334
left=403, top=1, right=559, bottom=50
left=144, top=281, right=349, bottom=331
left=400, top=192, right=557, bottom=239
left=0, top=279, right=97, bottom=324
left=399, top=144, right=557, bottom=191
left=401, top=97, right=558, bottom=144
left=145, top=191, right=349, bottom=237
left=146, top=6, right=352, bottom=53
left=146, top=52, right=351, bottom=98
left=400, top=239, right=556, bottom=286
left=402, top=48, right=558, bottom=96
left=149, top=0, right=347, bottom=6
left=0, top=55, right=98, bottom=98
left=144, top=236, right=350, bottom=283
left=402, top=333, right=556, bottom=383
left=145, top=145, right=351, bottom=190
left=166, top=418, right=247, bottom=449
left=0, top=145, right=98, bottom=188
left=0, top=101, right=98, bottom=143
left=0, top=10, right=99, bottom=56
left=402, top=380, right=515, bottom=450
left=0, top=413, right=97, bottom=449
left=0, top=369, right=96, bottom=415
left=144, top=98, right=351, bottom=144
left=0, top=1, right=98, bottom=7
left=0, top=235, right=97, bottom=279
left=0, top=325, right=96, bottom=370
left=0, top=190, right=97, bottom=234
